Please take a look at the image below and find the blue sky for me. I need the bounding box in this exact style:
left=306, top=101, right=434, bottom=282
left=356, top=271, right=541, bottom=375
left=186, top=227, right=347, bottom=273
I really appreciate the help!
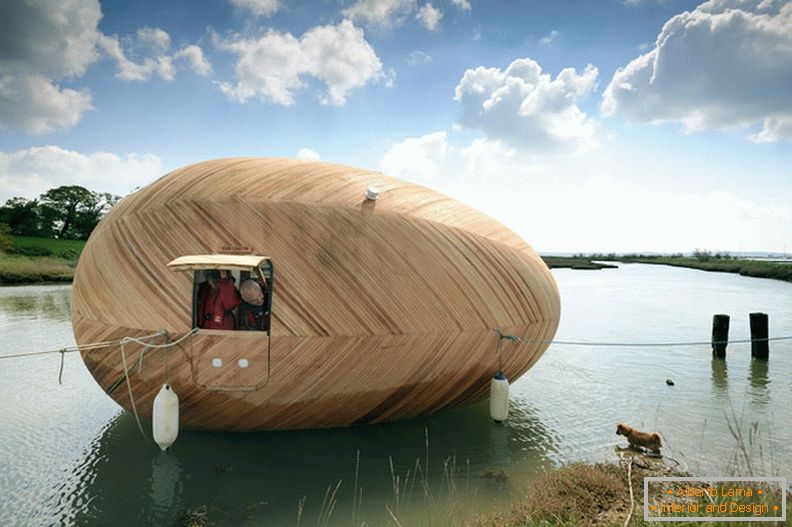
left=1, top=0, right=791, bottom=253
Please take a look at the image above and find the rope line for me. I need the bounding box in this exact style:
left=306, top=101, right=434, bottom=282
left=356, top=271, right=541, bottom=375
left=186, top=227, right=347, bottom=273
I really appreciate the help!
left=119, top=340, right=150, bottom=442
left=519, top=335, right=792, bottom=347
left=0, top=329, right=191, bottom=360
left=0, top=329, right=788, bottom=361
left=120, top=328, right=197, bottom=349
left=58, top=349, right=65, bottom=385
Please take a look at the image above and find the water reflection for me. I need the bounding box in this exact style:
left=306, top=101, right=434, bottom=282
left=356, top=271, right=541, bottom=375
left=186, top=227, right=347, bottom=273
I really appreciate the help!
left=747, top=359, right=770, bottom=407
left=0, top=286, right=71, bottom=323
left=6, top=267, right=792, bottom=526
left=65, top=397, right=558, bottom=526
left=147, top=452, right=184, bottom=525
left=711, top=358, right=728, bottom=393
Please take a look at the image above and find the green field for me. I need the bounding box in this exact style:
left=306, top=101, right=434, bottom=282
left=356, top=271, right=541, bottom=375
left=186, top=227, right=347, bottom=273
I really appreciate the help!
left=3, top=238, right=792, bottom=287
left=615, top=256, right=792, bottom=283
left=0, top=236, right=85, bottom=285
left=540, top=256, right=618, bottom=270
left=10, top=236, right=86, bottom=256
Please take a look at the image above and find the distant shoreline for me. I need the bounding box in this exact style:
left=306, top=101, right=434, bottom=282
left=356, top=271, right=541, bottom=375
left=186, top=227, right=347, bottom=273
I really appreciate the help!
left=604, top=255, right=792, bottom=283
left=540, top=255, right=792, bottom=283
left=540, top=256, right=618, bottom=270
left=3, top=239, right=792, bottom=286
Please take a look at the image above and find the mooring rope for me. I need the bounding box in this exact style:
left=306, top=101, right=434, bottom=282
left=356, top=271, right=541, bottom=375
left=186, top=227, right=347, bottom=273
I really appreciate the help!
left=119, top=339, right=149, bottom=442
left=0, top=328, right=198, bottom=360
left=0, top=330, right=169, bottom=360
left=0, top=329, right=789, bottom=362
left=518, top=335, right=792, bottom=347
left=0, top=328, right=199, bottom=398
left=120, top=328, right=197, bottom=349
left=113, top=330, right=198, bottom=441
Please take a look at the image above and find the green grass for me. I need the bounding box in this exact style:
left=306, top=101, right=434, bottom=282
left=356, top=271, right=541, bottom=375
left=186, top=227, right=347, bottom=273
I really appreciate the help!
left=0, top=236, right=83, bottom=285
left=617, top=256, right=792, bottom=283
left=11, top=236, right=86, bottom=253
left=467, top=463, right=790, bottom=527
left=0, top=255, right=76, bottom=285
left=541, top=256, right=618, bottom=270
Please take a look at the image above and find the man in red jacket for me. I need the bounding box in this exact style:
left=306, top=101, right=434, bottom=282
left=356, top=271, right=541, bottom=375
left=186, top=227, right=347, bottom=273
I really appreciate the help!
left=197, top=270, right=240, bottom=330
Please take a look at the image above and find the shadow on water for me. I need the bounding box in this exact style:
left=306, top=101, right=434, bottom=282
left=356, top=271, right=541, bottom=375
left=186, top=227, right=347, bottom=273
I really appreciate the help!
left=67, top=398, right=560, bottom=527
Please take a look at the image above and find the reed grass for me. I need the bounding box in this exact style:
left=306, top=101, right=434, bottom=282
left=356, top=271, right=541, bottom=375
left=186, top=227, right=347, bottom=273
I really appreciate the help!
left=0, top=254, right=76, bottom=284
left=605, top=255, right=792, bottom=283
left=283, top=411, right=790, bottom=527
left=294, top=428, right=489, bottom=527
left=469, top=410, right=790, bottom=527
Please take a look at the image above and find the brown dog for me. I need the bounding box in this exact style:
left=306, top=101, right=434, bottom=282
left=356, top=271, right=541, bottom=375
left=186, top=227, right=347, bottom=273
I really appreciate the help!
left=616, top=423, right=662, bottom=454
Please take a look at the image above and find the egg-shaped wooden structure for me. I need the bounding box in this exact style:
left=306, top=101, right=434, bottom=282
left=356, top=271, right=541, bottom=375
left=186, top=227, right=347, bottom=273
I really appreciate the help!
left=72, top=158, right=560, bottom=431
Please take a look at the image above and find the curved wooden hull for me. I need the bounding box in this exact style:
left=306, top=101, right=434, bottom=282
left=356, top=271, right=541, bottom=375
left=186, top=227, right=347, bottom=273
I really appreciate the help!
left=72, top=158, right=560, bottom=430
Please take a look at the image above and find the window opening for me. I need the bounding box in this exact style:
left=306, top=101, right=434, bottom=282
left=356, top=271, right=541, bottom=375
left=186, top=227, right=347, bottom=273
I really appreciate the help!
left=167, top=255, right=272, bottom=334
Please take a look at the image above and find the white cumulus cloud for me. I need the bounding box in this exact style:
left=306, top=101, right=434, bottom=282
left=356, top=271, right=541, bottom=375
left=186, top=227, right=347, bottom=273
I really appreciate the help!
left=379, top=131, right=448, bottom=180
left=173, top=45, right=213, bottom=77
left=343, top=0, right=449, bottom=31
left=0, top=146, right=164, bottom=202
left=407, top=50, right=432, bottom=65
left=0, top=0, right=102, bottom=133
left=450, top=0, right=471, bottom=11
left=228, top=0, right=280, bottom=18
left=215, top=20, right=383, bottom=106
left=297, top=148, right=321, bottom=160
left=602, top=0, right=792, bottom=142
left=0, top=0, right=102, bottom=79
left=416, top=3, right=443, bottom=31
left=342, top=0, right=418, bottom=29
left=539, top=30, right=561, bottom=45
left=0, top=0, right=210, bottom=134
left=454, top=58, right=599, bottom=152
left=99, top=28, right=212, bottom=82
left=378, top=130, right=792, bottom=252
left=0, top=75, right=93, bottom=135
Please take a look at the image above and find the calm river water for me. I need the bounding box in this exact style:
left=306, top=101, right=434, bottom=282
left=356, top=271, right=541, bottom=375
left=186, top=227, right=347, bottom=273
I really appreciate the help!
left=1, top=264, right=791, bottom=526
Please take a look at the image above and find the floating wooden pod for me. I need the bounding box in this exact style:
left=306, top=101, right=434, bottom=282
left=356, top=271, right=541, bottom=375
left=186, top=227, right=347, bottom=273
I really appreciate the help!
left=72, top=158, right=560, bottom=431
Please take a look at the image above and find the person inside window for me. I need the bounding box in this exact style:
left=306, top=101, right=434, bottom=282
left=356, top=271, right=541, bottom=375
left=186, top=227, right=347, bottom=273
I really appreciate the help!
left=197, top=269, right=240, bottom=329
left=238, top=278, right=270, bottom=331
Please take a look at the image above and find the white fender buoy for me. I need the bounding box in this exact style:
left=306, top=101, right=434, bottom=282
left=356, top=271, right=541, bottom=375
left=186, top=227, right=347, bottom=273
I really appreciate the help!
left=489, top=371, right=509, bottom=422
left=152, top=384, right=179, bottom=451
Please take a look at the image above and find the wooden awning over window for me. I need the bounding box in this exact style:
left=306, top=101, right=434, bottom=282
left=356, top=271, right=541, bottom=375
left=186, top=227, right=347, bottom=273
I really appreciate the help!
left=167, top=254, right=270, bottom=271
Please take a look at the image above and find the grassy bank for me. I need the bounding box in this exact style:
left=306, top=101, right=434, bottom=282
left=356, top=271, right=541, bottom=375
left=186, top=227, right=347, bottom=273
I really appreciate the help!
left=615, top=256, right=792, bottom=283
left=469, top=461, right=790, bottom=527
left=10, top=236, right=85, bottom=257
left=541, top=257, right=618, bottom=270
left=0, top=236, right=84, bottom=285
left=0, top=241, right=617, bottom=285
left=3, top=239, right=790, bottom=286
left=0, top=255, right=77, bottom=285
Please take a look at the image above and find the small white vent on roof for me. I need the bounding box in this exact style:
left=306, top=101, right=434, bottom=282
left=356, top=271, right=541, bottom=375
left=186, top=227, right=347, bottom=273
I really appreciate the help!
left=365, top=186, right=379, bottom=201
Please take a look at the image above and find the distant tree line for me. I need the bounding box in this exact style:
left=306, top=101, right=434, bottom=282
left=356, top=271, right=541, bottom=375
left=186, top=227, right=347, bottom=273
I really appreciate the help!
left=0, top=186, right=119, bottom=242
left=571, top=250, right=735, bottom=262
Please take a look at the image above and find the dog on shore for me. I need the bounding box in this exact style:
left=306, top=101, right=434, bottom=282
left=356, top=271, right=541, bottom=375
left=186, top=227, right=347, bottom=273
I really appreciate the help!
left=616, top=423, right=662, bottom=454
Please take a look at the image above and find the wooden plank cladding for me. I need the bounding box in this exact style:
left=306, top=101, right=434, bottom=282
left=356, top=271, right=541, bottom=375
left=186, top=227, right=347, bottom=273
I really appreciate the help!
left=72, top=157, right=560, bottom=430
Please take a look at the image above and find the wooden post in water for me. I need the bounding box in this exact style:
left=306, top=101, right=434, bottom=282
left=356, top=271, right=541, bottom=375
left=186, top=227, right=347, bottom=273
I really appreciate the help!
left=712, top=314, right=729, bottom=358
left=750, top=312, right=769, bottom=360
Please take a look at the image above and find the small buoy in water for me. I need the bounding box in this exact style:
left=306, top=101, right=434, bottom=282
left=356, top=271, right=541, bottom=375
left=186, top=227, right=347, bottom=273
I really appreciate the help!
left=666, top=378, right=675, bottom=386
left=152, top=384, right=179, bottom=451
left=489, top=371, right=509, bottom=422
